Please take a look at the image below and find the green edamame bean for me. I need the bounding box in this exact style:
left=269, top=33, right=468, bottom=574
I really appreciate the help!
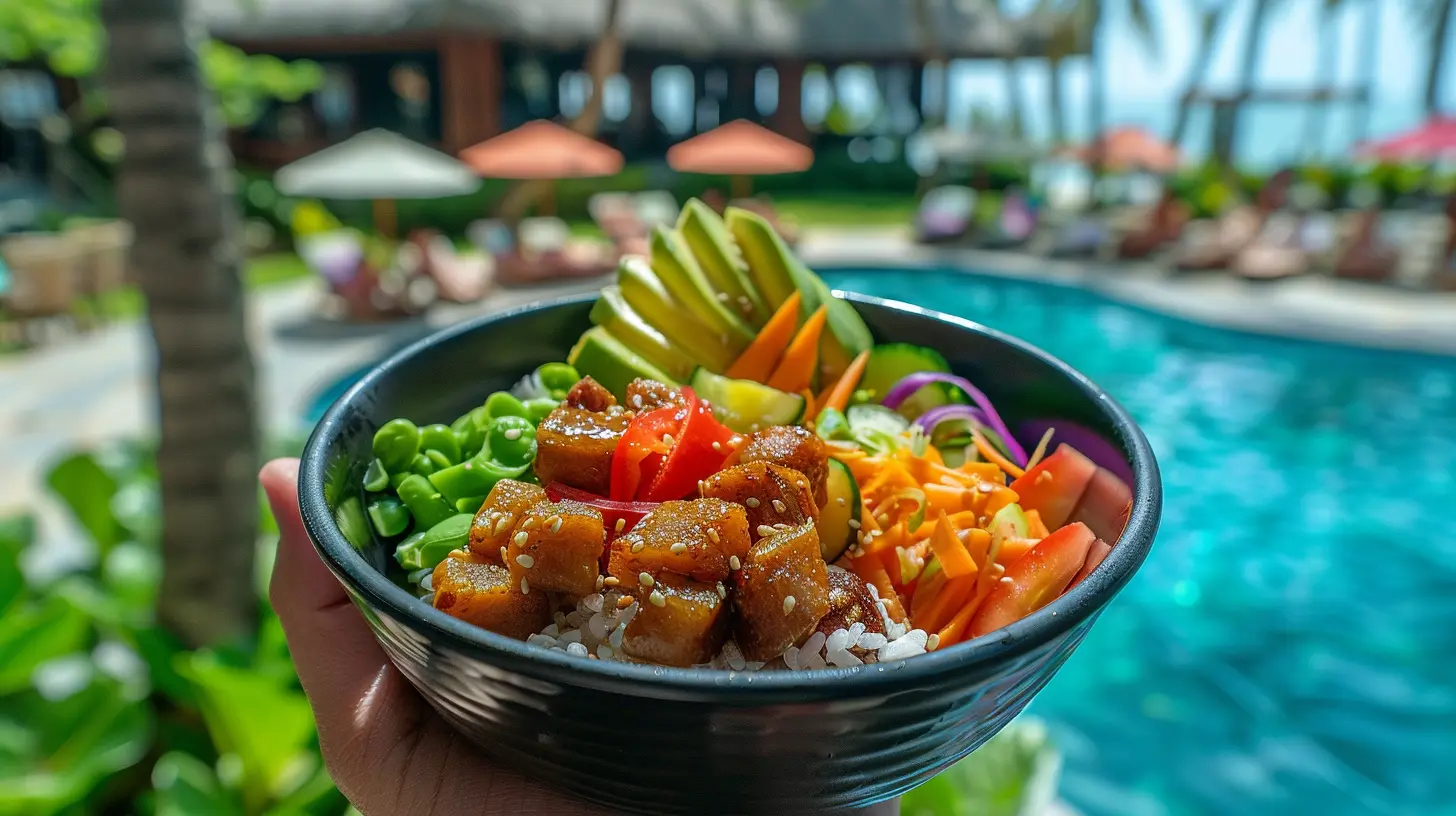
left=537, top=363, right=580, bottom=399
left=409, top=453, right=438, bottom=478
left=367, top=496, right=411, bottom=538
left=419, top=424, right=461, bottom=464
left=392, top=531, right=427, bottom=570
left=389, top=470, right=411, bottom=490
left=523, top=398, right=558, bottom=424
left=487, top=415, right=537, bottom=467
left=424, top=449, right=454, bottom=471
left=395, top=474, right=455, bottom=530
left=427, top=454, right=530, bottom=503
left=484, top=392, right=528, bottom=420
left=362, top=458, right=390, bottom=492
left=455, top=495, right=488, bottom=514
left=453, top=407, right=489, bottom=459
left=372, top=419, right=420, bottom=472
left=393, top=513, right=472, bottom=572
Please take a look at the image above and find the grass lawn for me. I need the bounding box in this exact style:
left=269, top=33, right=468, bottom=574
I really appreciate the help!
left=565, top=192, right=921, bottom=237
left=88, top=252, right=313, bottom=321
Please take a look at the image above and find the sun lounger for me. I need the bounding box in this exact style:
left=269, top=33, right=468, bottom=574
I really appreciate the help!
left=1175, top=206, right=1265, bottom=270
left=495, top=216, right=615, bottom=287
left=1232, top=212, right=1309, bottom=280
left=916, top=185, right=977, bottom=244
left=404, top=229, right=492, bottom=304
left=978, top=190, right=1038, bottom=250
left=1117, top=192, right=1190, bottom=260
left=1330, top=210, right=1396, bottom=282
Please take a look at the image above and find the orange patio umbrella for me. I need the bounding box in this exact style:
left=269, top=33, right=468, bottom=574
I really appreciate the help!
left=667, top=119, right=814, bottom=198
left=1069, top=127, right=1182, bottom=174
left=459, top=120, right=625, bottom=215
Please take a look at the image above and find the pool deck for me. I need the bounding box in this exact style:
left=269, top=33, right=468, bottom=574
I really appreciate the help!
left=4, top=226, right=1455, bottom=535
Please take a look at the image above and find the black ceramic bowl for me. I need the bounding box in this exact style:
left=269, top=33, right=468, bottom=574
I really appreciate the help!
left=299, top=292, right=1161, bottom=816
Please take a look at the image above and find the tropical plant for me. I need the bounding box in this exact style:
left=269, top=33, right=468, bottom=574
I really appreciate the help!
left=1220, top=0, right=1275, bottom=164
left=1301, top=0, right=1348, bottom=158
left=900, top=716, right=1063, bottom=816
left=1042, top=0, right=1158, bottom=164
left=1410, top=0, right=1456, bottom=116
left=1168, top=1, right=1231, bottom=149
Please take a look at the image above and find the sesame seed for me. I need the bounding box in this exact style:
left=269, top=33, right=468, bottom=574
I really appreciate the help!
left=772, top=499, right=787, bottom=513
left=662, top=433, right=675, bottom=446
left=797, top=480, right=808, bottom=489
left=876, top=514, right=889, bottom=526
left=712, top=441, right=724, bottom=453
left=729, top=555, right=742, bottom=570
left=927, top=634, right=940, bottom=651
left=494, top=516, right=511, bottom=535
left=1001, top=576, right=1014, bottom=584
left=977, top=481, right=995, bottom=493
left=550, top=515, right=563, bottom=533
left=836, top=497, right=847, bottom=507
left=649, top=590, right=666, bottom=607
left=774, top=523, right=789, bottom=530
left=669, top=543, right=688, bottom=554
left=513, top=531, right=528, bottom=547
left=717, top=583, right=727, bottom=598
left=745, top=497, right=760, bottom=508
left=604, top=576, right=621, bottom=587
left=522, top=517, right=538, bottom=530
left=520, top=578, right=531, bottom=594
left=1037, top=471, right=1053, bottom=484
left=783, top=595, right=797, bottom=614
left=503, top=428, right=522, bottom=441
left=847, top=519, right=861, bottom=529
left=632, top=394, right=643, bottom=408
left=617, top=595, right=634, bottom=609
left=499, top=546, right=508, bottom=561
left=639, top=572, right=654, bottom=587
left=515, top=554, right=535, bottom=568
left=757, top=524, right=776, bottom=537
left=707, top=528, right=721, bottom=544
left=595, top=575, right=605, bottom=591
left=631, top=541, right=644, bottom=553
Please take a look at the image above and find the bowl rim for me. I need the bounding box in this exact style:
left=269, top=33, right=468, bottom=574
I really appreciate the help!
left=298, top=290, right=1162, bottom=695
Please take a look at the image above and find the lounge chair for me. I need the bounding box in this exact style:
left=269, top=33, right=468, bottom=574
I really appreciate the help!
left=1232, top=211, right=1309, bottom=281
left=634, top=191, right=680, bottom=230
left=977, top=190, right=1038, bottom=250
left=495, top=217, right=615, bottom=287
left=1331, top=209, right=1398, bottom=282
left=298, top=230, right=423, bottom=322
left=403, top=228, right=492, bottom=304
left=589, top=193, right=650, bottom=257
left=915, top=185, right=977, bottom=244
left=1117, top=191, right=1191, bottom=260
left=1175, top=170, right=1295, bottom=272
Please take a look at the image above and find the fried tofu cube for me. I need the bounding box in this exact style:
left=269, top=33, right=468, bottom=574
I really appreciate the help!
left=736, top=425, right=830, bottom=507
left=565, top=376, right=617, bottom=412
left=468, top=479, right=546, bottom=563
left=622, top=572, right=731, bottom=667
left=733, top=521, right=831, bottom=662
left=624, top=378, right=687, bottom=411
left=534, top=406, right=632, bottom=496
left=506, top=499, right=604, bottom=597
left=432, top=555, right=552, bottom=639
left=701, top=462, right=819, bottom=541
left=608, top=498, right=749, bottom=583
left=815, top=567, right=885, bottom=659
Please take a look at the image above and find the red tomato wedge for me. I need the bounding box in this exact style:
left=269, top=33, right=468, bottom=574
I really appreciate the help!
left=1068, top=538, right=1112, bottom=590
left=1008, top=444, right=1099, bottom=530
left=967, top=522, right=1095, bottom=639
left=1069, top=467, right=1133, bottom=544
left=609, top=405, right=682, bottom=501
left=640, top=388, right=735, bottom=502
left=545, top=482, right=657, bottom=539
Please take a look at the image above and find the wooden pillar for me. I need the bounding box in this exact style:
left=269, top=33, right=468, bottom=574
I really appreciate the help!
left=624, top=62, right=654, bottom=155
left=907, top=60, right=925, bottom=126
left=439, top=34, right=502, bottom=153
left=727, top=59, right=757, bottom=122
left=772, top=59, right=808, bottom=143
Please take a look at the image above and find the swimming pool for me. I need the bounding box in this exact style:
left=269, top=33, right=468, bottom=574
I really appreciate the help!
left=824, top=267, right=1456, bottom=816
left=302, top=268, right=1456, bottom=816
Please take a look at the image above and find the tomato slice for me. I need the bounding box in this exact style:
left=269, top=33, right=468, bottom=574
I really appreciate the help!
left=610, top=405, right=685, bottom=501
left=1008, top=444, right=1099, bottom=529
left=640, top=387, right=736, bottom=502
left=545, top=482, right=657, bottom=538
left=1069, top=467, right=1133, bottom=543
left=967, top=521, right=1095, bottom=638
left=1067, top=538, right=1112, bottom=590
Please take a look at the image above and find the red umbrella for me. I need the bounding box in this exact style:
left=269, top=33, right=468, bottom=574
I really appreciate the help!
left=667, top=120, right=814, bottom=197
left=1066, top=127, right=1181, bottom=173
left=459, top=120, right=624, bottom=179
left=1354, top=117, right=1456, bottom=161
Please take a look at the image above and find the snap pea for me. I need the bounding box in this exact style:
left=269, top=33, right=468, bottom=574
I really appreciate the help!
left=424, top=449, right=454, bottom=471
left=523, top=398, right=558, bottom=424
left=487, top=415, right=537, bottom=467
left=537, top=363, right=580, bottom=399
left=367, top=496, right=411, bottom=537
left=362, top=458, right=390, bottom=492
left=427, top=453, right=530, bottom=503
left=372, top=419, right=420, bottom=473
left=395, top=474, right=455, bottom=530
left=455, top=495, right=488, bottom=514
left=419, top=423, right=461, bottom=464
left=392, top=513, right=472, bottom=571
left=484, top=392, right=528, bottom=420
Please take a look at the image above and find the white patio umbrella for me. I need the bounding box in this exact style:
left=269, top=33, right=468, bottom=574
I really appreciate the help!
left=918, top=127, right=1045, bottom=166
left=273, top=129, right=481, bottom=238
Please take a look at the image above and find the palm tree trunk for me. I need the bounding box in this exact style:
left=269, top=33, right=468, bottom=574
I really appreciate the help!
left=1303, top=3, right=1339, bottom=159
left=1002, top=57, right=1026, bottom=137
left=1223, top=0, right=1273, bottom=165
left=1169, top=5, right=1226, bottom=148
left=1087, top=2, right=1105, bottom=174
left=99, top=0, right=259, bottom=647
left=912, top=0, right=947, bottom=127
left=1048, top=56, right=1066, bottom=145
left=1350, top=0, right=1380, bottom=143
left=1424, top=0, right=1454, bottom=116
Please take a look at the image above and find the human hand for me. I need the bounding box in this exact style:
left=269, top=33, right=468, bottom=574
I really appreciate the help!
left=263, top=457, right=899, bottom=816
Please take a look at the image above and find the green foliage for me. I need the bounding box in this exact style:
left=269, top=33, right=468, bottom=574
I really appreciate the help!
left=202, top=41, right=325, bottom=128
left=901, top=718, right=1061, bottom=816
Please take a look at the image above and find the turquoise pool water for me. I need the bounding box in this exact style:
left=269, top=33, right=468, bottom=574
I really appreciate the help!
left=303, top=270, right=1456, bottom=816
left=823, top=268, right=1456, bottom=816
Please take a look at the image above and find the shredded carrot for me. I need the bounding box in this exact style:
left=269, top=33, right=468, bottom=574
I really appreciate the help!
left=971, top=427, right=1025, bottom=479
left=918, top=573, right=978, bottom=634
left=937, top=579, right=994, bottom=647
left=911, top=568, right=950, bottom=619
left=1023, top=427, right=1056, bottom=471
left=928, top=511, right=977, bottom=579
left=850, top=552, right=905, bottom=621
left=959, top=462, right=1006, bottom=482
left=817, top=349, right=871, bottom=414
left=960, top=527, right=991, bottom=569
left=799, top=389, right=817, bottom=423
left=726, top=291, right=802, bottom=381
left=1024, top=509, right=1051, bottom=540
left=997, top=536, right=1039, bottom=566
left=765, top=305, right=829, bottom=393
left=913, top=511, right=979, bottom=542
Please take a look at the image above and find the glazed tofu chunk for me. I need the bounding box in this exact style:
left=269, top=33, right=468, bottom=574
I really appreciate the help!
left=432, top=555, right=552, bottom=639
left=815, top=567, right=885, bottom=662
left=621, top=572, right=731, bottom=667
left=506, top=499, right=604, bottom=597
left=534, top=406, right=632, bottom=496
left=736, top=425, right=829, bottom=507
left=733, top=521, right=831, bottom=662
left=701, top=462, right=819, bottom=541
left=624, top=378, right=687, bottom=411
left=565, top=376, right=617, bottom=412
left=608, top=498, right=749, bottom=583
left=468, top=479, right=546, bottom=562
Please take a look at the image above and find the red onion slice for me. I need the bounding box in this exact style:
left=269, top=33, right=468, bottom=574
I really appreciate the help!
left=882, top=372, right=1028, bottom=465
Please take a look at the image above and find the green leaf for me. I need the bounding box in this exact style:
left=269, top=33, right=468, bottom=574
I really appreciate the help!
left=151, top=751, right=245, bottom=816
left=0, top=595, right=91, bottom=695
left=260, top=754, right=345, bottom=816
left=176, top=651, right=317, bottom=807
left=903, top=718, right=1061, bottom=816
left=0, top=517, right=27, bottom=617
left=45, top=452, right=123, bottom=557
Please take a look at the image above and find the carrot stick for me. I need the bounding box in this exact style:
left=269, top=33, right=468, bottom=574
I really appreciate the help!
left=910, top=568, right=949, bottom=619
left=918, top=573, right=978, bottom=633
left=1024, top=509, right=1051, bottom=540
left=997, top=536, right=1038, bottom=566
left=817, top=349, right=871, bottom=414
left=799, top=389, right=817, bottom=424
left=765, top=305, right=828, bottom=393
left=972, top=427, right=1025, bottom=479
left=726, top=291, right=802, bottom=381
left=924, top=483, right=967, bottom=516
left=928, top=511, right=977, bottom=579
left=937, top=581, right=993, bottom=647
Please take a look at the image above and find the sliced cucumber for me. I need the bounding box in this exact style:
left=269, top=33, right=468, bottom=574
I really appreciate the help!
left=859, top=343, right=966, bottom=420
left=846, top=404, right=909, bottom=438
left=989, top=503, right=1029, bottom=547
left=816, top=458, right=860, bottom=562
left=688, top=367, right=806, bottom=433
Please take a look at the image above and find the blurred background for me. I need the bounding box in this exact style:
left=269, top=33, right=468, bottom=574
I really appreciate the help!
left=2, top=1, right=1454, bottom=814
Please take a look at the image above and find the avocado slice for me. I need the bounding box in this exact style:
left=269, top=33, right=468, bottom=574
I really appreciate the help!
left=568, top=326, right=677, bottom=400
left=676, top=200, right=770, bottom=327
left=617, top=255, right=737, bottom=373
left=590, top=285, right=696, bottom=381
left=725, top=207, right=873, bottom=382
left=649, top=226, right=756, bottom=353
